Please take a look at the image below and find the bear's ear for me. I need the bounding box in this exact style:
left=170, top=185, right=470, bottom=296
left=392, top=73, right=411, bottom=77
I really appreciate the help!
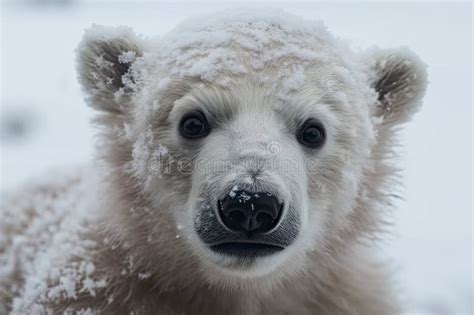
left=76, top=25, right=144, bottom=114
left=366, top=48, right=428, bottom=126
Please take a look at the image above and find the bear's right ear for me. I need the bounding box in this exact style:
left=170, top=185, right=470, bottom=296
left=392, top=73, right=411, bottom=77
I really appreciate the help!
left=76, top=25, right=143, bottom=114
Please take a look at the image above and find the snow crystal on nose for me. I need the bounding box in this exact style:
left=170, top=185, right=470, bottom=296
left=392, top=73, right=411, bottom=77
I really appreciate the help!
left=237, top=191, right=251, bottom=203
left=229, top=184, right=239, bottom=198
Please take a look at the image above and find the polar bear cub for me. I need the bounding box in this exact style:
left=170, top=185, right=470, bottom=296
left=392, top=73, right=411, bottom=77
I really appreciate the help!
left=0, top=9, right=427, bottom=315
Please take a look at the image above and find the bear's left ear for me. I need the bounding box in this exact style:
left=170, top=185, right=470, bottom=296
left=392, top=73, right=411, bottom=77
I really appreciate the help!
left=365, top=48, right=428, bottom=126
left=76, top=25, right=144, bottom=114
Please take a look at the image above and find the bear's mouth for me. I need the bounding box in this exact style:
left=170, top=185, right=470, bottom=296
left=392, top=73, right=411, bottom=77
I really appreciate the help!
left=210, top=242, right=285, bottom=258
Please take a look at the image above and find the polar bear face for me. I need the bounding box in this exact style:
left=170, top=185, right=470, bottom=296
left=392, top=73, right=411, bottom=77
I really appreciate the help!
left=77, top=12, right=426, bottom=287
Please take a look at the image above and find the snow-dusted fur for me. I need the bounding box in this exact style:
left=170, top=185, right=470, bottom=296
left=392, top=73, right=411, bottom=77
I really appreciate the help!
left=0, top=10, right=427, bottom=315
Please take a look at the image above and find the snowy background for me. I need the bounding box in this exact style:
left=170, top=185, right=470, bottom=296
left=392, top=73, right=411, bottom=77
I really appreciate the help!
left=0, top=1, right=472, bottom=314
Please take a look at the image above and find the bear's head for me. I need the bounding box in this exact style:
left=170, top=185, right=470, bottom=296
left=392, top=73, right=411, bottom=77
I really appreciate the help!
left=76, top=11, right=427, bottom=290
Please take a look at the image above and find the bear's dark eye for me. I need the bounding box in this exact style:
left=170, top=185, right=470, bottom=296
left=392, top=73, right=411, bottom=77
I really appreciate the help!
left=179, top=111, right=210, bottom=139
left=297, top=119, right=326, bottom=148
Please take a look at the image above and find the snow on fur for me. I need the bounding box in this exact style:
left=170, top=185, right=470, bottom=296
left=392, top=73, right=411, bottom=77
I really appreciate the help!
left=77, top=8, right=364, bottom=107
left=152, top=9, right=358, bottom=97
left=0, top=168, right=106, bottom=314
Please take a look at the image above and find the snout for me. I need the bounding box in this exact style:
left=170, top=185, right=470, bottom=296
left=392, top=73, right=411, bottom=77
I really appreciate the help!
left=210, top=190, right=285, bottom=258
left=199, top=189, right=291, bottom=259
left=193, top=184, right=300, bottom=264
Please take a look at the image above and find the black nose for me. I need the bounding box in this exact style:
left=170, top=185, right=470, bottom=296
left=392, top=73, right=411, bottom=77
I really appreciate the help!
left=218, top=190, right=283, bottom=234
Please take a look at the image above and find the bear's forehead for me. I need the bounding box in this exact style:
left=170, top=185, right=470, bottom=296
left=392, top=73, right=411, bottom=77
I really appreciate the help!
left=143, top=9, right=358, bottom=99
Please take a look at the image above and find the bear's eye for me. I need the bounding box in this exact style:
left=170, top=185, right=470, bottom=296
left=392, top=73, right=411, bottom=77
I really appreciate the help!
left=179, top=111, right=210, bottom=139
left=297, top=119, right=326, bottom=149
